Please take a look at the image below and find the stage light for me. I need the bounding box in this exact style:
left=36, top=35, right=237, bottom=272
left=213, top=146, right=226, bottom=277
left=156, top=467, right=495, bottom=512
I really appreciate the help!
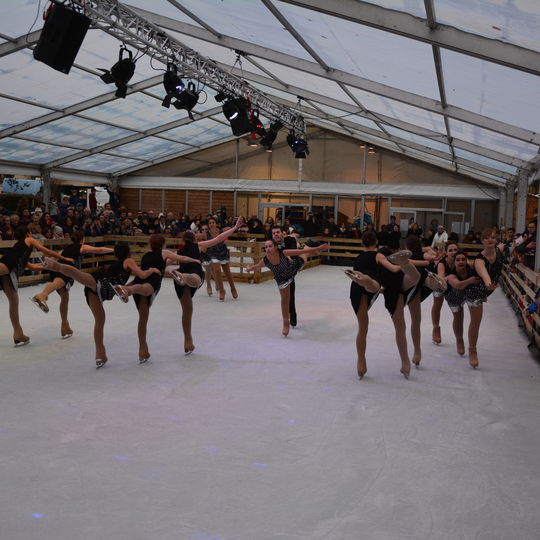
left=161, top=64, right=199, bottom=118
left=99, top=46, right=136, bottom=98
left=250, top=110, right=267, bottom=137
left=214, top=90, right=228, bottom=103
left=359, top=142, right=366, bottom=149
left=222, top=97, right=252, bottom=136
left=247, top=133, right=259, bottom=147
left=287, top=131, right=309, bottom=159
left=259, top=120, right=282, bottom=152
left=368, top=145, right=376, bottom=154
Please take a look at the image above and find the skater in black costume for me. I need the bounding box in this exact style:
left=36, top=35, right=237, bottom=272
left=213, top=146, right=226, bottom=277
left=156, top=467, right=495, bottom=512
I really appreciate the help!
left=31, top=231, right=114, bottom=339
left=44, top=245, right=159, bottom=368
left=246, top=239, right=329, bottom=337
left=344, top=231, right=382, bottom=378
left=0, top=225, right=66, bottom=346
left=170, top=217, right=244, bottom=354
left=112, top=234, right=201, bottom=363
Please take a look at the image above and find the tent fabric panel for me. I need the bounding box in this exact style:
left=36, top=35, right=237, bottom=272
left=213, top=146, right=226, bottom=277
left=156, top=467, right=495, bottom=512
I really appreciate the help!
left=275, top=1, right=440, bottom=99
left=110, top=137, right=190, bottom=160
left=158, top=118, right=233, bottom=146
left=435, top=0, right=540, bottom=53
left=124, top=0, right=203, bottom=26
left=359, top=0, right=426, bottom=18
left=453, top=148, right=517, bottom=176
left=448, top=118, right=538, bottom=162
left=0, top=50, right=108, bottom=109
left=442, top=49, right=540, bottom=132
left=20, top=116, right=136, bottom=148
left=0, top=138, right=79, bottom=163
left=383, top=125, right=452, bottom=155
left=67, top=154, right=144, bottom=173
left=0, top=96, right=49, bottom=130
left=166, top=0, right=313, bottom=60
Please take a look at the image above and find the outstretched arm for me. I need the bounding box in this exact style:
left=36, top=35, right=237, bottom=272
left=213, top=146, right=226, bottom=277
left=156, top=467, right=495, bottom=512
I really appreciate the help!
left=124, top=258, right=161, bottom=279
left=473, top=258, right=496, bottom=289
left=80, top=244, right=114, bottom=255
left=27, top=237, right=69, bottom=260
left=447, top=274, right=481, bottom=290
left=198, top=216, right=242, bottom=249
left=283, top=243, right=329, bottom=257
left=246, top=259, right=265, bottom=272
left=161, top=249, right=200, bottom=265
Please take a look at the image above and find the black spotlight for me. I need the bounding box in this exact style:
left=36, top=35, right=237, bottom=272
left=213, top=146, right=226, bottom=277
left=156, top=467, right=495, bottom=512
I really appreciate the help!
left=287, top=131, right=309, bottom=158
left=214, top=90, right=228, bottom=103
left=172, top=82, right=200, bottom=119
left=161, top=63, right=184, bottom=108
left=99, top=46, right=136, bottom=98
left=259, top=120, right=283, bottom=152
left=222, top=97, right=252, bottom=136
left=250, top=109, right=267, bottom=138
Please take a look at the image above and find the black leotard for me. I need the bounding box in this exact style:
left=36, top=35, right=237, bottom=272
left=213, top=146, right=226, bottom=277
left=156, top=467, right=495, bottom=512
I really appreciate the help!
left=205, top=233, right=230, bottom=264
left=410, top=249, right=434, bottom=303
left=131, top=249, right=165, bottom=309
left=0, top=239, right=33, bottom=291
left=174, top=242, right=204, bottom=299
left=349, top=251, right=380, bottom=313
left=84, top=260, right=131, bottom=304
left=467, top=248, right=504, bottom=301
left=49, top=243, right=83, bottom=292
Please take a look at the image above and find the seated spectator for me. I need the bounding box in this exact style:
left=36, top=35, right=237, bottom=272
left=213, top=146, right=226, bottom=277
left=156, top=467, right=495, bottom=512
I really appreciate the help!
left=1, top=215, right=14, bottom=240
left=462, top=230, right=475, bottom=244
left=407, top=222, right=423, bottom=238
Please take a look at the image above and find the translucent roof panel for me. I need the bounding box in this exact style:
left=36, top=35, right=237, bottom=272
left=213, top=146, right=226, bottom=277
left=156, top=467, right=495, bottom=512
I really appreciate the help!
left=165, top=0, right=313, bottom=61
left=275, top=1, right=440, bottom=99
left=0, top=50, right=111, bottom=109
left=401, top=149, right=456, bottom=171
left=254, top=58, right=358, bottom=106
left=314, top=105, right=381, bottom=132
left=68, top=154, right=144, bottom=173
left=0, top=0, right=43, bottom=38
left=454, top=148, right=517, bottom=175
left=0, top=138, right=78, bottom=163
left=442, top=50, right=540, bottom=132
left=436, top=0, right=540, bottom=53
left=361, top=0, right=426, bottom=17
left=21, top=116, right=136, bottom=148
left=456, top=165, right=508, bottom=186
left=85, top=92, right=182, bottom=131
left=110, top=137, right=191, bottom=160
left=383, top=126, right=452, bottom=155
left=125, top=1, right=203, bottom=25
left=346, top=87, right=446, bottom=135
left=159, top=118, right=233, bottom=146
left=0, top=97, right=49, bottom=130
left=449, top=118, right=538, bottom=162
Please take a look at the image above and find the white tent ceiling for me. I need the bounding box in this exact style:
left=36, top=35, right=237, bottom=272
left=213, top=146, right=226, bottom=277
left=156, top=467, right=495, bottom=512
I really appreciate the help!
left=0, top=0, right=539, bottom=187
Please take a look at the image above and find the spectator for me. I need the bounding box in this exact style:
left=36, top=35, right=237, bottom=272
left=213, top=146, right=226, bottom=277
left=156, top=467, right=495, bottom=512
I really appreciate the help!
left=388, top=223, right=401, bottom=251
left=431, top=225, right=448, bottom=249
left=303, top=212, right=319, bottom=237
left=88, top=187, right=97, bottom=216
left=407, top=222, right=423, bottom=238
left=377, top=224, right=389, bottom=247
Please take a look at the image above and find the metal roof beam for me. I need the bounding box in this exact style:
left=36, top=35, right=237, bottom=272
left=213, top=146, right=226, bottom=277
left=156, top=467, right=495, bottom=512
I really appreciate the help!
left=281, top=0, right=540, bottom=76
left=0, top=30, right=41, bottom=57
left=134, top=10, right=540, bottom=145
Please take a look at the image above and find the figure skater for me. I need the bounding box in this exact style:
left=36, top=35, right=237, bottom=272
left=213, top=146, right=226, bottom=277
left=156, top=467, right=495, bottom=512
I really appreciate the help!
left=111, top=234, right=201, bottom=363
left=169, top=216, right=244, bottom=354
left=448, top=228, right=504, bottom=368
left=344, top=231, right=382, bottom=378
left=376, top=248, right=421, bottom=378
left=246, top=240, right=329, bottom=337
left=44, top=245, right=160, bottom=368
left=198, top=224, right=214, bottom=296
left=431, top=241, right=459, bottom=344
left=404, top=235, right=446, bottom=367
left=30, top=231, right=114, bottom=338
left=445, top=251, right=483, bottom=367
left=206, top=216, right=238, bottom=301
left=0, top=225, right=67, bottom=346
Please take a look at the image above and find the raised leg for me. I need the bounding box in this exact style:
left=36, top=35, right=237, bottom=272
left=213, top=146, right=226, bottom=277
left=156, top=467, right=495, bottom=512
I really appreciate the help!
left=44, top=258, right=97, bottom=291
left=179, top=286, right=195, bottom=354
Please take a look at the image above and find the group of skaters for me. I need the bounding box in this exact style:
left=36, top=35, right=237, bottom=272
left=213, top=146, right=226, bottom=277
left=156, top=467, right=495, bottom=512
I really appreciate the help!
left=1, top=217, right=504, bottom=377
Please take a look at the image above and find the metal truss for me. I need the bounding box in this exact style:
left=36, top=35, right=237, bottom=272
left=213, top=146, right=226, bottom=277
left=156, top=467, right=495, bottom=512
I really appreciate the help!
left=69, top=0, right=305, bottom=134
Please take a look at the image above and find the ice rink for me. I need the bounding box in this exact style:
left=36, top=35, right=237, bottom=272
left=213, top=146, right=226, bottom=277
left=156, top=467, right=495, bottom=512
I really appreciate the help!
left=1, top=264, right=539, bottom=540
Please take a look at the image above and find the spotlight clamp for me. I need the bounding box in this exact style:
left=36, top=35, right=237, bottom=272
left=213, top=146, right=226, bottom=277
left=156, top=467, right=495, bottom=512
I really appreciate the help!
left=70, top=0, right=305, bottom=135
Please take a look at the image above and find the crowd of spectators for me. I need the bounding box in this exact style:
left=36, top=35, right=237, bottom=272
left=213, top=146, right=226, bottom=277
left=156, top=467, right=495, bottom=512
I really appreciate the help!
left=0, top=191, right=537, bottom=269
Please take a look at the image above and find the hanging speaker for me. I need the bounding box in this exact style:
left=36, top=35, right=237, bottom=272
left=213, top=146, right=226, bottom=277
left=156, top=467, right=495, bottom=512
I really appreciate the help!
left=33, top=2, right=91, bottom=74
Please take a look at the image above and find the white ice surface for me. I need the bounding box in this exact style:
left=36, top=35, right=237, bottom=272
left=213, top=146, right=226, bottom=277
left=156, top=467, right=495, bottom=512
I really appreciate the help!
left=1, top=265, right=539, bottom=540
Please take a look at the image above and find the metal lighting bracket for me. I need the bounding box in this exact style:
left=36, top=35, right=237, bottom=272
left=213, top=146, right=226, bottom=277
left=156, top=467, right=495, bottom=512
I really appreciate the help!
left=69, top=0, right=306, bottom=135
